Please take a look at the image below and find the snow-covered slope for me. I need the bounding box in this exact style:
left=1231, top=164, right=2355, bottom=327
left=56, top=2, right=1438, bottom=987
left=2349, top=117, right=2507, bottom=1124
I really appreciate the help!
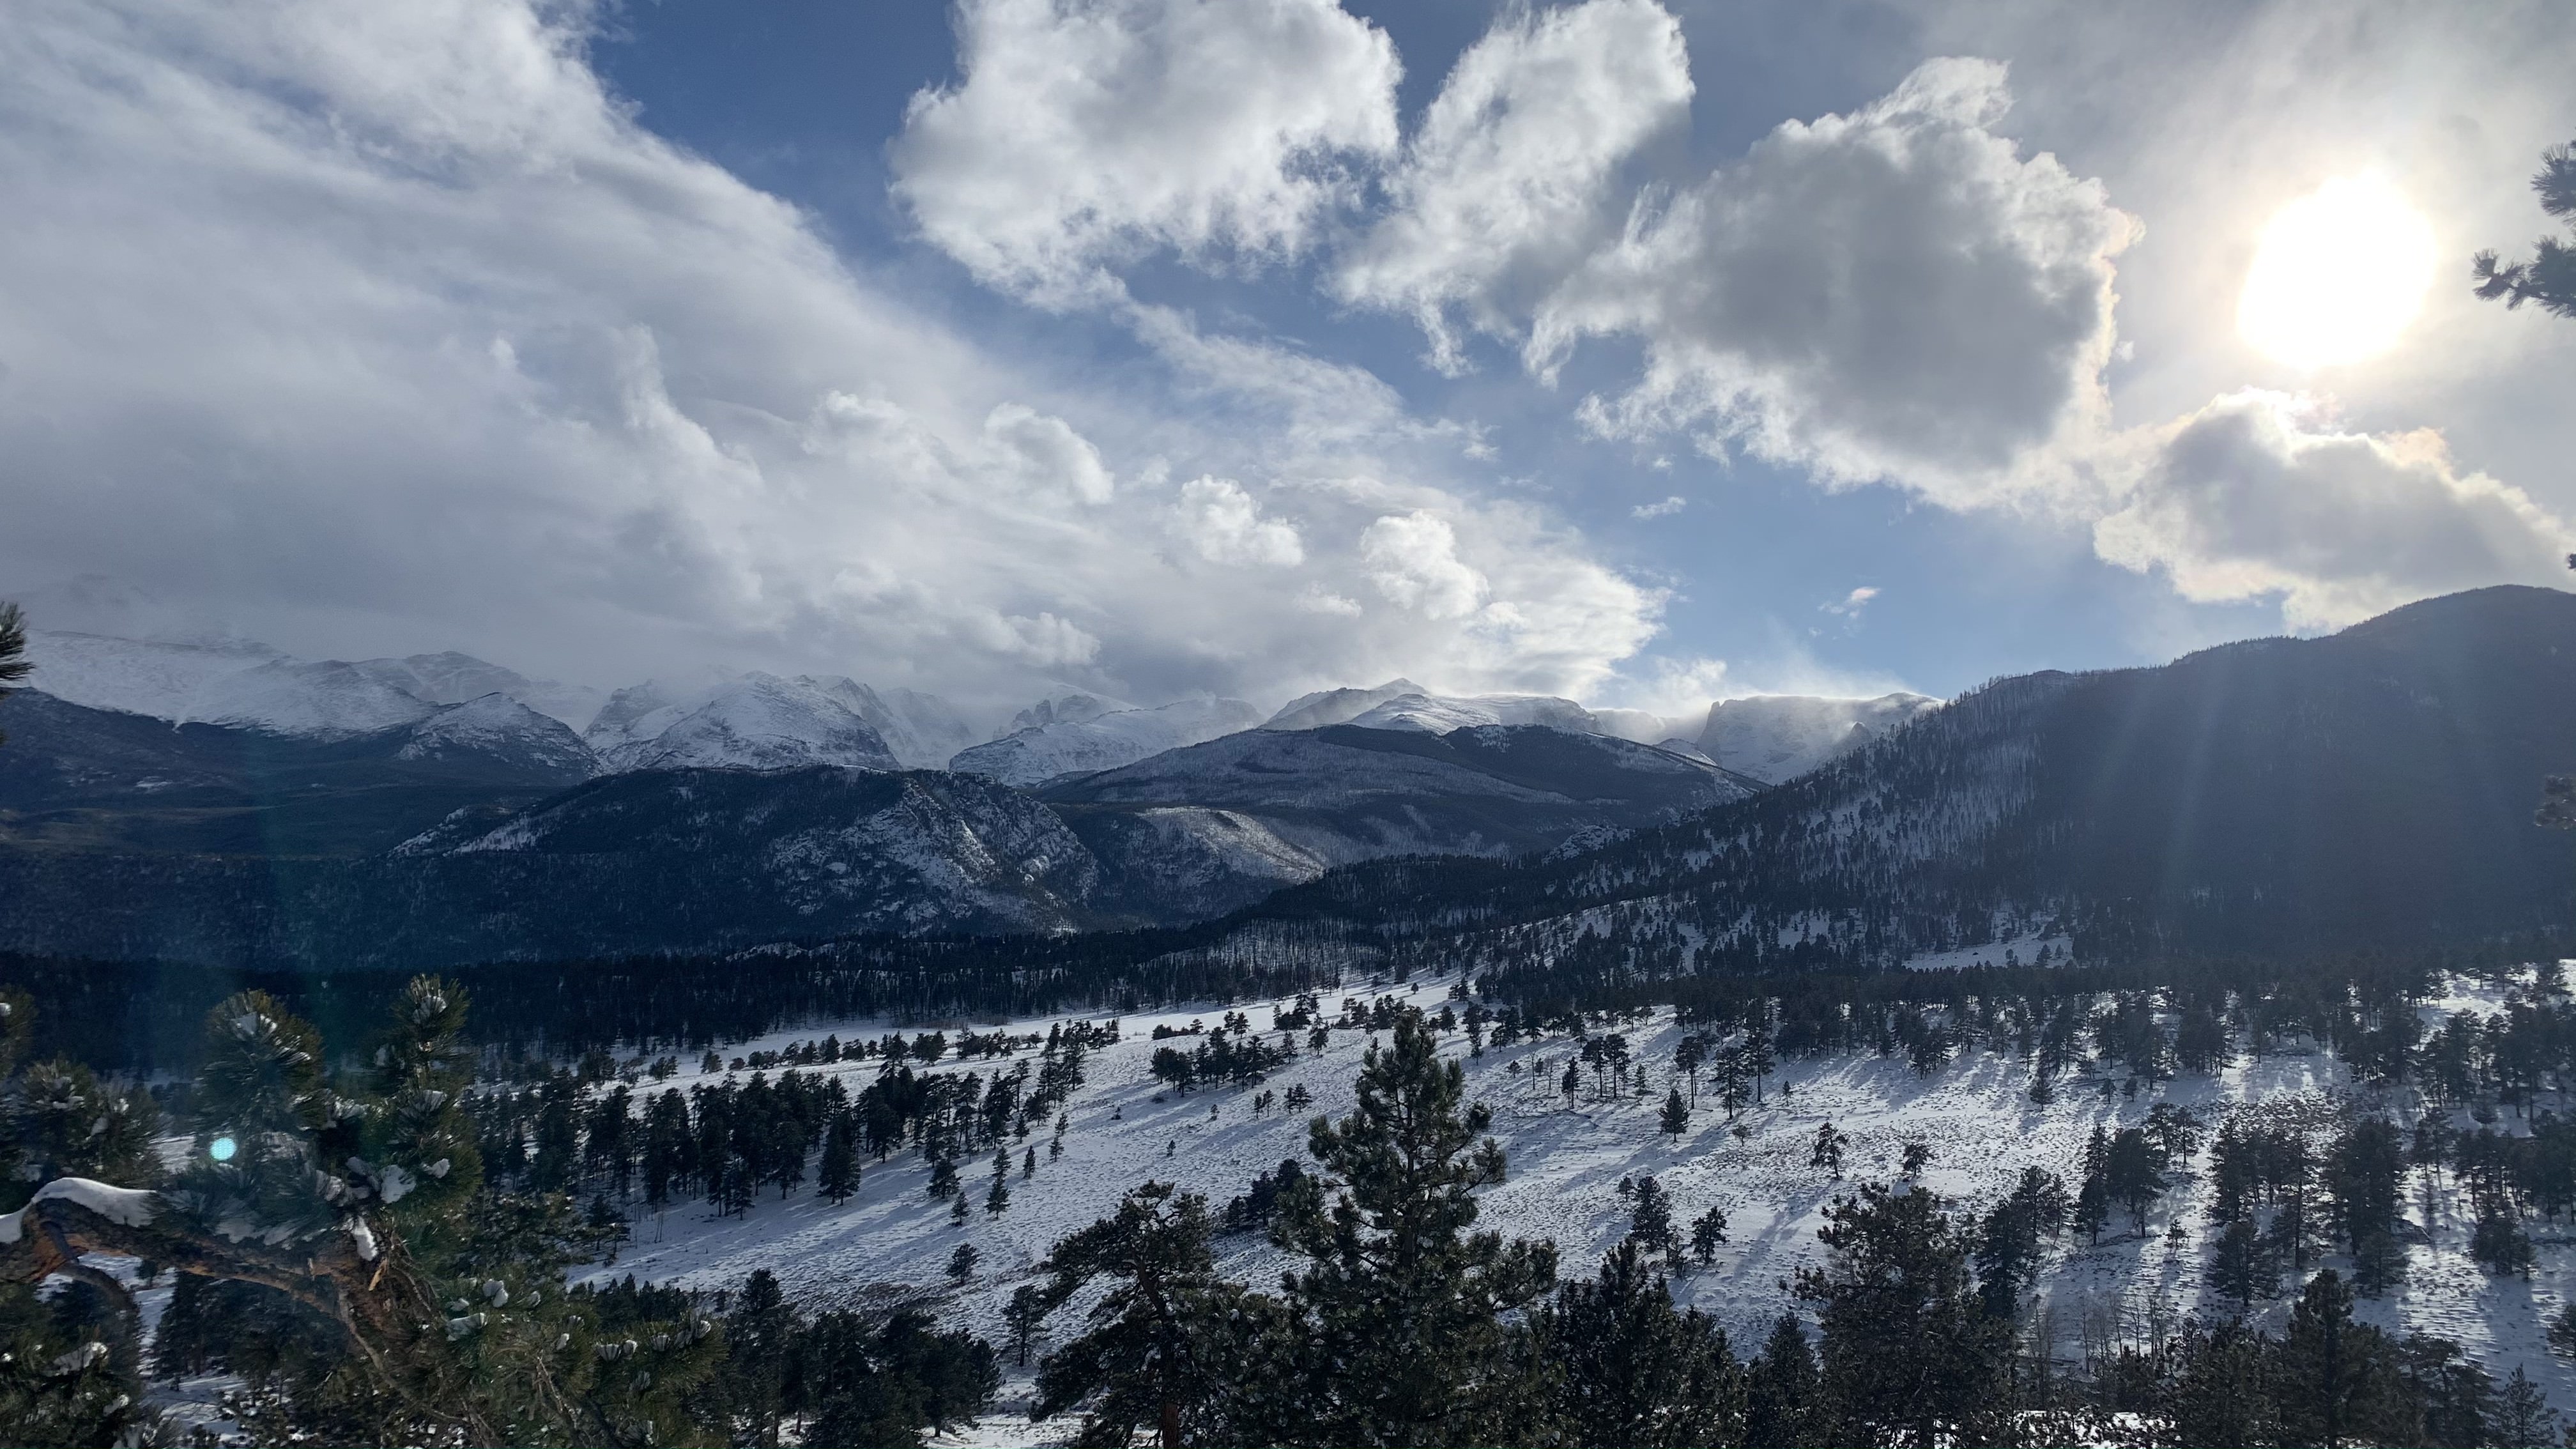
left=1044, top=723, right=1762, bottom=916
left=19, top=629, right=603, bottom=739
left=1259, top=678, right=1425, bottom=732
left=1694, top=692, right=1943, bottom=783
left=1005, top=691, right=1135, bottom=734
left=949, top=698, right=1266, bottom=787
left=1342, top=692, right=1602, bottom=735
left=394, top=694, right=600, bottom=779
left=385, top=766, right=1101, bottom=943
left=588, top=673, right=900, bottom=773
left=24, top=631, right=440, bottom=739
left=586, top=676, right=974, bottom=772
left=586, top=970, right=2576, bottom=1429
left=348, top=651, right=602, bottom=730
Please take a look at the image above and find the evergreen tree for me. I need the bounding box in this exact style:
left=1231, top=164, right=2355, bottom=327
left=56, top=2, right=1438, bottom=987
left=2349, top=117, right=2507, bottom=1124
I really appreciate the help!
left=0, top=601, right=26, bottom=747
left=1271, top=1008, right=1557, bottom=1446
left=1689, top=1208, right=1729, bottom=1268
left=1660, top=1087, right=1690, bottom=1144
left=2165, top=1320, right=2278, bottom=1449
left=1629, top=1175, right=1678, bottom=1261
left=2274, top=1269, right=2411, bottom=1449
left=1537, top=1240, right=1745, bottom=1446
left=1972, top=1168, right=2065, bottom=1319
left=726, top=1268, right=798, bottom=1445
left=2210, top=1217, right=2275, bottom=1312
left=946, top=1242, right=979, bottom=1284
left=2492, top=1365, right=2563, bottom=1449
left=1794, top=1183, right=2008, bottom=1448
left=1004, top=1285, right=1048, bottom=1368
left=1809, top=1122, right=1847, bottom=1178
left=2474, top=141, right=2576, bottom=318
left=2322, top=1116, right=2406, bottom=1292
left=1032, top=1183, right=1265, bottom=1448
left=1743, top=1315, right=1818, bottom=1449
left=818, top=1113, right=861, bottom=1205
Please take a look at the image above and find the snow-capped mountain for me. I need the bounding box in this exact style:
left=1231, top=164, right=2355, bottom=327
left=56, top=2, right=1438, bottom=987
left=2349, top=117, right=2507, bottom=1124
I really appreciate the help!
left=1044, top=723, right=1763, bottom=917
left=1004, top=691, right=1135, bottom=734
left=1257, top=678, right=1425, bottom=730
left=394, top=694, right=599, bottom=779
left=1339, top=691, right=1601, bottom=735
left=1692, top=691, right=1943, bottom=783
left=586, top=675, right=976, bottom=772
left=19, top=628, right=604, bottom=739
left=585, top=673, right=900, bottom=773
left=348, top=651, right=604, bottom=730
left=948, top=697, right=1266, bottom=787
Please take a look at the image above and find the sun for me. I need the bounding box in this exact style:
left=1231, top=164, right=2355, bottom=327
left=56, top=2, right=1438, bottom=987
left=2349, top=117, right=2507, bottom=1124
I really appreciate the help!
left=2237, top=174, right=2437, bottom=370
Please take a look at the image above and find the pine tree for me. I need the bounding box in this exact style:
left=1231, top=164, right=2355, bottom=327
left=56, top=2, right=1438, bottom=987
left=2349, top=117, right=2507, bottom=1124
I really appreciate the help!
left=946, top=1242, right=979, bottom=1284
left=1795, top=1183, right=2008, bottom=1448
left=1689, top=1207, right=1729, bottom=1267
left=986, top=1171, right=1012, bottom=1217
left=1004, top=1284, right=1048, bottom=1368
left=818, top=1113, right=860, bottom=1205
left=0, top=601, right=26, bottom=748
left=1659, top=1087, right=1690, bottom=1143
left=1538, top=1240, right=1745, bottom=1446
left=2473, top=141, right=2576, bottom=318
left=2209, top=1217, right=2274, bottom=1311
left=1744, top=1315, right=1818, bottom=1449
left=2166, top=1320, right=2278, bottom=1448
left=1809, top=1121, right=1848, bottom=1177
left=2492, top=1365, right=2564, bottom=1448
left=1629, top=1175, right=1678, bottom=1262
left=1271, top=1008, right=1558, bottom=1446
left=1032, top=1183, right=1266, bottom=1448
left=2274, top=1269, right=2410, bottom=1448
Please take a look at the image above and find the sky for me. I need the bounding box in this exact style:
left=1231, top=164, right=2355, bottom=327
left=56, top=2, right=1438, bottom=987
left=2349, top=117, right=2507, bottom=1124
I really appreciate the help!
left=1, top=0, right=2571, bottom=722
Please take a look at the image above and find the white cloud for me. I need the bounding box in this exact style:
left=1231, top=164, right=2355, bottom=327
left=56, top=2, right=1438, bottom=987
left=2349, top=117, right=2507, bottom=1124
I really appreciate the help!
left=1296, top=585, right=1363, bottom=617
left=1333, top=0, right=1692, bottom=372
left=890, top=0, right=1400, bottom=305
left=983, top=404, right=1116, bottom=505
left=0, top=0, right=1662, bottom=712
left=1821, top=586, right=1879, bottom=618
left=1360, top=511, right=1486, bottom=619
left=1631, top=495, right=1687, bottom=519
left=2094, top=391, right=2576, bottom=630
left=1173, top=476, right=1303, bottom=566
left=1531, top=57, right=2139, bottom=510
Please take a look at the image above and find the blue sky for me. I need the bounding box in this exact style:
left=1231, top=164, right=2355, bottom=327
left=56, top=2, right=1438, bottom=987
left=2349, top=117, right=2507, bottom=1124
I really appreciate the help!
left=3, top=0, right=2572, bottom=719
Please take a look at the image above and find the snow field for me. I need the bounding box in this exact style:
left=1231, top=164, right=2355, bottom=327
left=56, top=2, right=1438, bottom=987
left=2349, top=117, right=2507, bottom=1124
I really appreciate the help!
left=587, top=970, right=2576, bottom=1427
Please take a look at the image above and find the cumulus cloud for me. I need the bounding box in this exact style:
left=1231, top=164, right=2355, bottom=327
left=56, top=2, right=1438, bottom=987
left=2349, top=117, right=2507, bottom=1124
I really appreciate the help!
left=983, top=404, right=1116, bottom=504
left=1360, top=512, right=1487, bottom=619
left=0, top=0, right=1664, bottom=711
left=1333, top=0, right=1692, bottom=372
left=1530, top=57, right=2139, bottom=510
left=2094, top=392, right=2576, bottom=630
left=1173, top=476, right=1303, bottom=565
left=1631, top=495, right=1687, bottom=519
left=890, top=0, right=1400, bottom=304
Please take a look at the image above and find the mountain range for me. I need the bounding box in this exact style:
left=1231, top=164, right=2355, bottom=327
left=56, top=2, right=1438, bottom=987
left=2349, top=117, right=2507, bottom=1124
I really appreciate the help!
left=3, top=584, right=2564, bottom=970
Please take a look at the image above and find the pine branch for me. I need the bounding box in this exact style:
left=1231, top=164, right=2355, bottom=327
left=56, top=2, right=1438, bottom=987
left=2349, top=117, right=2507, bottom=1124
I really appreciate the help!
left=1, top=1179, right=510, bottom=1445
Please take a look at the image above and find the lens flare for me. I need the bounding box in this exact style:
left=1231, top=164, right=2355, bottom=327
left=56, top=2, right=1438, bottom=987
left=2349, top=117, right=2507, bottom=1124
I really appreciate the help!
left=2238, top=174, right=2436, bottom=370
left=209, top=1135, right=238, bottom=1162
